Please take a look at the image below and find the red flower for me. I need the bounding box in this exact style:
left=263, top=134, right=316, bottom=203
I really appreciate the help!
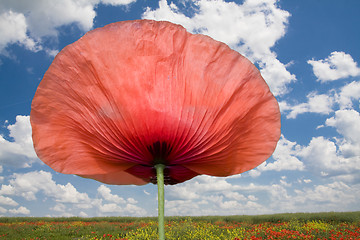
left=31, top=20, right=280, bottom=185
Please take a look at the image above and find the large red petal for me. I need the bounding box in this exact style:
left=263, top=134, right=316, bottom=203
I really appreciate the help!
left=31, top=20, right=280, bottom=185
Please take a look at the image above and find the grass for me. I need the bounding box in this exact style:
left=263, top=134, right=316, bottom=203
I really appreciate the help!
left=0, top=211, right=359, bottom=239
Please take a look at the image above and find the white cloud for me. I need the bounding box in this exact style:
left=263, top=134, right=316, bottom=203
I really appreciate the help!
left=0, top=171, right=91, bottom=203
left=143, top=0, right=295, bottom=96
left=99, top=203, right=122, bottom=213
left=97, top=185, right=126, bottom=204
left=336, top=81, right=360, bottom=109
left=299, top=136, right=360, bottom=176
left=124, top=203, right=146, bottom=216
left=259, top=57, right=296, bottom=96
left=279, top=179, right=291, bottom=187
left=0, top=0, right=136, bottom=55
left=51, top=203, right=66, bottom=212
left=285, top=92, right=334, bottom=119
left=247, top=169, right=261, bottom=178
left=45, top=49, right=59, bottom=58
left=96, top=185, right=146, bottom=216
left=127, top=198, right=138, bottom=204
left=162, top=175, right=297, bottom=215
left=0, top=115, right=39, bottom=169
left=0, top=165, right=3, bottom=182
left=280, top=84, right=360, bottom=180
left=326, top=109, right=360, bottom=144
left=166, top=184, right=200, bottom=200
left=0, top=185, right=15, bottom=196
left=247, top=122, right=359, bottom=180
left=101, top=0, right=136, bottom=5
left=325, top=109, right=360, bottom=159
left=0, top=206, right=6, bottom=214
left=79, top=211, right=88, bottom=217
left=0, top=171, right=148, bottom=217
left=223, top=192, right=247, bottom=201
left=165, top=199, right=199, bottom=216
left=266, top=180, right=360, bottom=213
left=260, top=135, right=305, bottom=171
left=249, top=135, right=304, bottom=177
left=294, top=181, right=358, bottom=207
left=8, top=206, right=30, bottom=215
left=58, top=183, right=91, bottom=203
left=282, top=80, right=360, bottom=119
left=165, top=178, right=293, bottom=216
left=0, top=196, right=18, bottom=206
left=308, top=51, right=360, bottom=82
left=0, top=10, right=40, bottom=54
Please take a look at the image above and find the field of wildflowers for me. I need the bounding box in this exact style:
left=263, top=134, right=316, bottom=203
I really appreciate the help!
left=0, top=212, right=359, bottom=239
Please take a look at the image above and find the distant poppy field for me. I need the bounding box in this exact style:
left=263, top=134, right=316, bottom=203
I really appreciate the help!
left=1, top=212, right=359, bottom=239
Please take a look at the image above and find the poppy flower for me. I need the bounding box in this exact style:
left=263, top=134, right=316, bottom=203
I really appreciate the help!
left=31, top=20, right=281, bottom=186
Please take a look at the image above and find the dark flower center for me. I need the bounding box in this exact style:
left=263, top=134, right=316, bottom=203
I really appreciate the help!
left=147, top=141, right=173, bottom=165
left=125, top=140, right=198, bottom=185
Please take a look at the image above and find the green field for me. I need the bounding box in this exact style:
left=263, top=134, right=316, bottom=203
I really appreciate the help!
left=1, top=211, right=359, bottom=239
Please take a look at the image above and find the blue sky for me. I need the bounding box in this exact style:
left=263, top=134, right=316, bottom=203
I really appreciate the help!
left=1, top=0, right=360, bottom=217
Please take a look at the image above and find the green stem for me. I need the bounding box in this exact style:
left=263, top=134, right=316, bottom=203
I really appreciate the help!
left=155, top=164, right=165, bottom=240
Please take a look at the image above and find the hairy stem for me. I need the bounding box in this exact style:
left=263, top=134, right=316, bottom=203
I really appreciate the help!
left=155, top=164, right=165, bottom=240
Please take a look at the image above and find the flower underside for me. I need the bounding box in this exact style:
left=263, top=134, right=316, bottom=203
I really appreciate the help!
left=125, top=141, right=198, bottom=185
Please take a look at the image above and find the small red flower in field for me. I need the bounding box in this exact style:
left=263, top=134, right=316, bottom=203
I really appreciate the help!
left=31, top=20, right=280, bottom=185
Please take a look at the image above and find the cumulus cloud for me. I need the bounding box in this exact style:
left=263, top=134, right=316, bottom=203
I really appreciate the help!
left=96, top=185, right=146, bottom=216
left=101, top=0, right=136, bottom=5
left=97, top=185, right=126, bottom=204
left=264, top=180, right=360, bottom=213
left=143, top=0, right=295, bottom=96
left=0, top=171, right=90, bottom=203
left=51, top=203, right=67, bottom=212
left=0, top=11, right=40, bottom=54
left=251, top=113, right=359, bottom=180
left=283, top=92, right=334, bottom=119
left=0, top=0, right=136, bottom=55
left=308, top=51, right=360, bottom=82
left=8, top=206, right=30, bottom=215
left=79, top=211, right=88, bottom=217
left=248, top=135, right=305, bottom=177
left=325, top=109, right=360, bottom=159
left=336, top=81, right=360, bottom=109
left=163, top=175, right=284, bottom=215
left=0, top=170, right=147, bottom=217
left=0, top=195, right=18, bottom=206
left=299, top=136, right=360, bottom=177
left=294, top=181, right=359, bottom=211
left=223, top=191, right=247, bottom=201
left=259, top=135, right=305, bottom=171
left=281, top=79, right=360, bottom=120
left=163, top=174, right=360, bottom=216
left=0, top=206, right=6, bottom=214
left=326, top=109, right=360, bottom=144
left=0, top=115, right=39, bottom=169
left=166, top=184, right=200, bottom=200
left=0, top=166, right=3, bottom=183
